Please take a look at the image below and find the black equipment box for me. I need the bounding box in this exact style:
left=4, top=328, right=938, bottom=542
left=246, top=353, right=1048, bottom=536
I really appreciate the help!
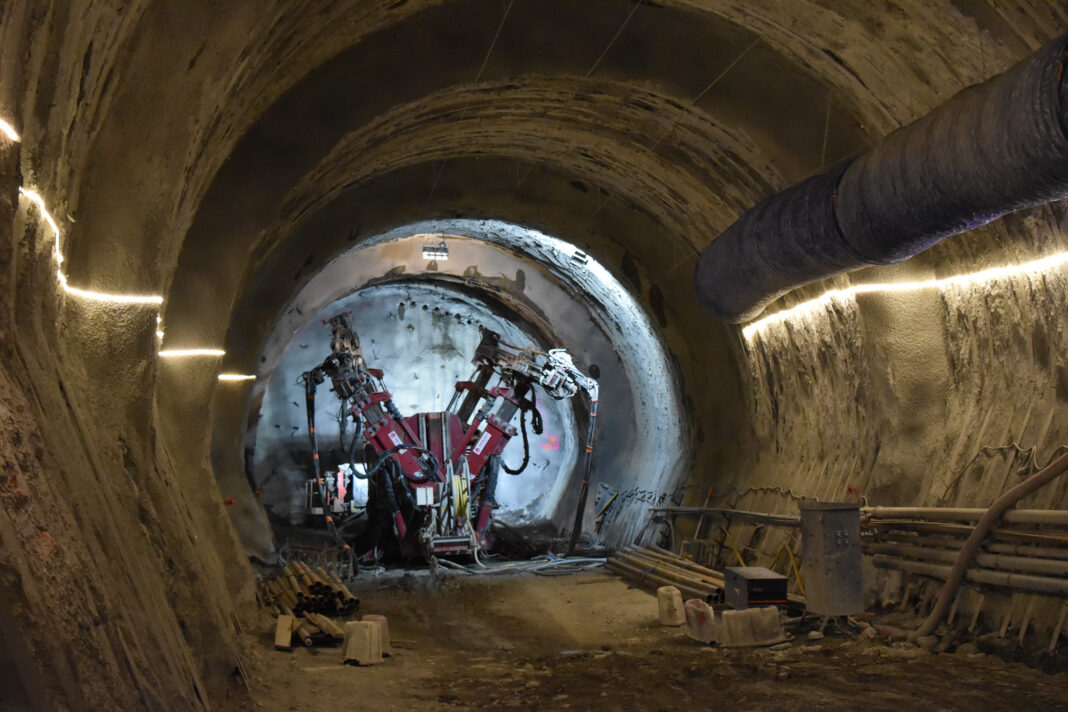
left=724, top=566, right=788, bottom=609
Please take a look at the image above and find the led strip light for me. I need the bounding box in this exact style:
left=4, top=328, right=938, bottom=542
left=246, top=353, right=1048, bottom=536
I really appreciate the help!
left=158, top=349, right=226, bottom=357
left=18, top=187, right=163, bottom=305
left=9, top=114, right=1062, bottom=374
left=0, top=118, right=20, bottom=143
left=6, top=117, right=253, bottom=374
left=742, top=251, right=1068, bottom=340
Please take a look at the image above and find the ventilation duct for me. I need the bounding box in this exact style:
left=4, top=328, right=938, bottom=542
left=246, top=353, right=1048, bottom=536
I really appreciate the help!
left=695, top=34, right=1068, bottom=323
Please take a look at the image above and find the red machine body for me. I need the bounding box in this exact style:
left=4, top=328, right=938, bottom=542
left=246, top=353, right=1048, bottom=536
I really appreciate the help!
left=302, top=315, right=597, bottom=562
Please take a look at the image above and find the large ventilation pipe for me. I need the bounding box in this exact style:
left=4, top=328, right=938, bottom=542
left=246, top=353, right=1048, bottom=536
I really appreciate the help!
left=695, top=34, right=1068, bottom=323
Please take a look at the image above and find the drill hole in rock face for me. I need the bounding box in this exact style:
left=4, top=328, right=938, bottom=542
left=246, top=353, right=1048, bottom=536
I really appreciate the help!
left=228, top=221, right=686, bottom=561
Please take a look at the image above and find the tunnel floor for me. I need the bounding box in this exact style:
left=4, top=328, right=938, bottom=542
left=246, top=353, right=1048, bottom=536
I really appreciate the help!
left=239, top=571, right=1067, bottom=711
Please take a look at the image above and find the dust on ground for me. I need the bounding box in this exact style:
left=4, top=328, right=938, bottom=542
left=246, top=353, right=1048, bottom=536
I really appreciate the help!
left=239, top=569, right=1068, bottom=711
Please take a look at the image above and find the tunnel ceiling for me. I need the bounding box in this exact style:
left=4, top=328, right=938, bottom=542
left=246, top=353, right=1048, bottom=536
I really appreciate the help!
left=0, top=0, right=1055, bottom=347
left=18, top=0, right=1060, bottom=341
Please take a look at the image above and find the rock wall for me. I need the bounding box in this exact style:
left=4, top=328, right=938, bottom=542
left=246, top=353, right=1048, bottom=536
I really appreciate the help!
left=0, top=4, right=254, bottom=710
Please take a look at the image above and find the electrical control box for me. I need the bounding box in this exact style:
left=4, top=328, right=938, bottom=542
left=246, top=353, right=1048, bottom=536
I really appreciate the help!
left=724, top=566, right=788, bottom=610
left=799, top=502, right=864, bottom=616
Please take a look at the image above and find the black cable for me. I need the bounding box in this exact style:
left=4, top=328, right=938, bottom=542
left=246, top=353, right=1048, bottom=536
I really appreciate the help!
left=365, top=444, right=440, bottom=485
left=502, top=407, right=531, bottom=475
left=503, top=386, right=542, bottom=475
left=301, top=371, right=347, bottom=551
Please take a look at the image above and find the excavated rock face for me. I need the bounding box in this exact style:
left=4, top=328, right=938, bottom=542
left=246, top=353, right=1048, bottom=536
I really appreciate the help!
left=1, top=1, right=1066, bottom=708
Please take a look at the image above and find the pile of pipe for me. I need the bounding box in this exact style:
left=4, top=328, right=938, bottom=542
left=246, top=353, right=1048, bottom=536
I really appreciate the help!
left=863, top=507, right=1068, bottom=596
left=272, top=561, right=360, bottom=616
left=607, top=545, right=726, bottom=601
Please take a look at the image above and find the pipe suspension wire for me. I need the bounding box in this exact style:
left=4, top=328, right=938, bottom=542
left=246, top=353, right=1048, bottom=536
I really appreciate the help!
left=510, top=0, right=644, bottom=194
left=584, top=36, right=760, bottom=276
left=428, top=0, right=515, bottom=201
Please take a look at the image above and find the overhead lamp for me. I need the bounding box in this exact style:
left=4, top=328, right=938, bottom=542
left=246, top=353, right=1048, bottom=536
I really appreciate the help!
left=422, top=235, right=449, bottom=261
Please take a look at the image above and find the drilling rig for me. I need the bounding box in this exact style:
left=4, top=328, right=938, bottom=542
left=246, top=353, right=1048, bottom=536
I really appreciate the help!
left=300, top=313, right=598, bottom=565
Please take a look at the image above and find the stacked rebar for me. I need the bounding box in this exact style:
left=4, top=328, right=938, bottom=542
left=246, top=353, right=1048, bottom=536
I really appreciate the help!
left=264, top=562, right=360, bottom=649
left=862, top=507, right=1068, bottom=596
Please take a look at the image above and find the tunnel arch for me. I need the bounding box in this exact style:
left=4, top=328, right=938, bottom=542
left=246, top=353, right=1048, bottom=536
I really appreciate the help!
left=4, top=3, right=1068, bottom=708
left=212, top=220, right=688, bottom=559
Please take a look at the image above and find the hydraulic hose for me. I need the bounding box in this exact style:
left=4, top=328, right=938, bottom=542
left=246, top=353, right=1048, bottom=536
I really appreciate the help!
left=566, top=386, right=599, bottom=556
left=504, top=384, right=542, bottom=475
left=302, top=372, right=348, bottom=551
left=911, top=450, right=1068, bottom=639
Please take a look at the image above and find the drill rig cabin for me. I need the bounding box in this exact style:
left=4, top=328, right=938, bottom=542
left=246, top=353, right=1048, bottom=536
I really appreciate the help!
left=299, top=313, right=598, bottom=565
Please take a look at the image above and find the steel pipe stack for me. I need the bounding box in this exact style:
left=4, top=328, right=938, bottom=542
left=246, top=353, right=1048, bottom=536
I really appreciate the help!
left=263, top=562, right=361, bottom=649
left=861, top=506, right=1068, bottom=597
left=607, top=545, right=726, bottom=601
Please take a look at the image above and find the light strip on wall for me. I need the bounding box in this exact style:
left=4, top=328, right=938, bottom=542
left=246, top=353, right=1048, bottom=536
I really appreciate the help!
left=18, top=187, right=164, bottom=305
left=218, top=373, right=256, bottom=381
left=742, top=250, right=1068, bottom=340
left=0, top=118, right=20, bottom=142
left=158, top=349, right=226, bottom=358
left=13, top=120, right=241, bottom=372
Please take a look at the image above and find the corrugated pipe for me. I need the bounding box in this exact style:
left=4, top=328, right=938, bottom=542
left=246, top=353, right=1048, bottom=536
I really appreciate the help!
left=695, top=34, right=1068, bottom=323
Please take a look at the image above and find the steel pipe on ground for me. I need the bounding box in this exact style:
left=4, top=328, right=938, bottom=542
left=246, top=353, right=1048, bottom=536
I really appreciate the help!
left=606, top=558, right=713, bottom=601
left=618, top=548, right=725, bottom=589
left=615, top=551, right=722, bottom=588
left=872, top=556, right=1068, bottom=596
left=631, top=545, right=726, bottom=581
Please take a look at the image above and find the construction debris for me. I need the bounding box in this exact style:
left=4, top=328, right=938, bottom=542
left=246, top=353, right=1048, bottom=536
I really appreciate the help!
left=657, top=586, right=686, bottom=626
left=718, top=607, right=786, bottom=648
left=343, top=620, right=384, bottom=665
left=684, top=599, right=716, bottom=643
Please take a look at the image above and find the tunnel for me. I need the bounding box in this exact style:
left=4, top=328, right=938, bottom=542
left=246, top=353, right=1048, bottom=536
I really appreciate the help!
left=1, top=2, right=1067, bottom=710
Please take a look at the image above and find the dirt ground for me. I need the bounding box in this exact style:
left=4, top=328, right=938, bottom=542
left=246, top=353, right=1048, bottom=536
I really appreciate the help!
left=239, top=568, right=1068, bottom=712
